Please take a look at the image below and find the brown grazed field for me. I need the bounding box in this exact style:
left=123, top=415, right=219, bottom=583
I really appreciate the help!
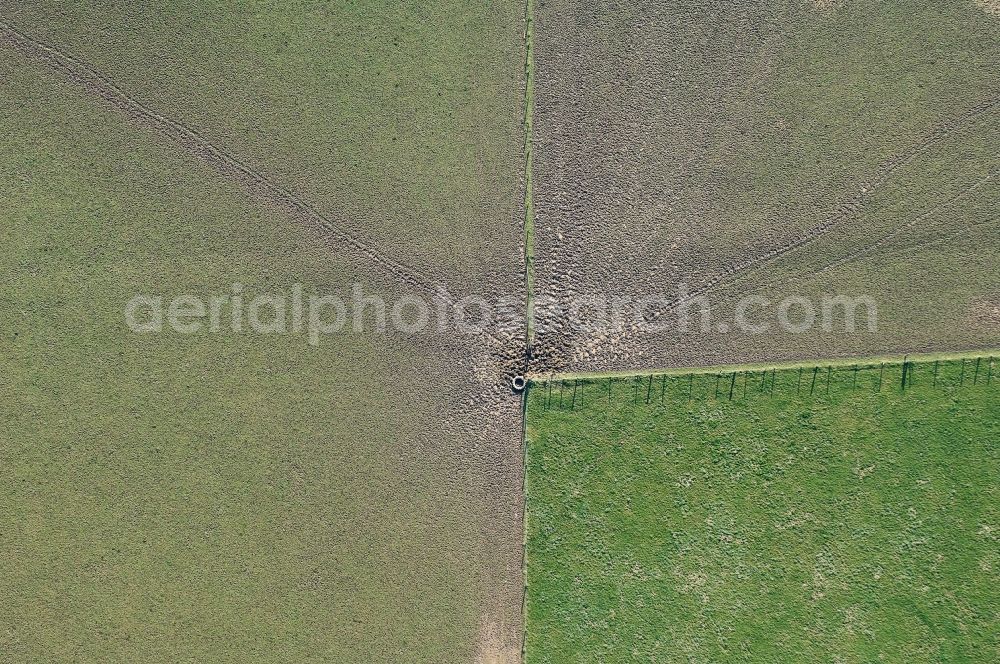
left=531, top=0, right=1000, bottom=375
left=0, top=3, right=528, bottom=661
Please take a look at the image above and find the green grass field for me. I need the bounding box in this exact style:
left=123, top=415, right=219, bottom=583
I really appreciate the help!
left=526, top=359, right=999, bottom=662
left=0, top=4, right=526, bottom=660
left=0, top=1, right=526, bottom=282
left=0, top=52, right=483, bottom=662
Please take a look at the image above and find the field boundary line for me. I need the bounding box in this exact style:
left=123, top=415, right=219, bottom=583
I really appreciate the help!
left=529, top=348, right=1000, bottom=382
left=518, top=0, right=535, bottom=661
left=520, top=0, right=537, bottom=363
left=0, top=19, right=518, bottom=347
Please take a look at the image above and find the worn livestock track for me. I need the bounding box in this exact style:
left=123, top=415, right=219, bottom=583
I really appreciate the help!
left=875, top=214, right=1000, bottom=263
left=718, top=164, right=1000, bottom=302
left=587, top=97, right=1000, bottom=358
left=812, top=166, right=998, bottom=278
left=0, top=19, right=518, bottom=354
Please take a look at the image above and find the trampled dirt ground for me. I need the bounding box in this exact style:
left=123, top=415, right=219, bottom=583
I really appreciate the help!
left=530, top=0, right=1000, bottom=376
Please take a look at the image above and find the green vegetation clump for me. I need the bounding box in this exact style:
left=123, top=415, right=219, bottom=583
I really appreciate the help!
left=526, top=360, right=999, bottom=662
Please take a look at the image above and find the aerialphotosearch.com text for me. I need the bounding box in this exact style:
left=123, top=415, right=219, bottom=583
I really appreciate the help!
left=124, top=283, right=878, bottom=345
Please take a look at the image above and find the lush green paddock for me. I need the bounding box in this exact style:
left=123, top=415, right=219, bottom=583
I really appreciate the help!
left=526, top=360, right=999, bottom=662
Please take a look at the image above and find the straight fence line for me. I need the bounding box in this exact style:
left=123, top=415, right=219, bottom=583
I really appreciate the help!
left=533, top=357, right=996, bottom=412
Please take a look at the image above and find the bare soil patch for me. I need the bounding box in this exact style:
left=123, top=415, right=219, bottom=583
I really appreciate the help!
left=969, top=296, right=1000, bottom=327
left=975, top=0, right=1000, bottom=17
left=810, top=0, right=843, bottom=11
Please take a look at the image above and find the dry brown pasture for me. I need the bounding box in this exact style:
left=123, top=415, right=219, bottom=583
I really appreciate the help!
left=0, top=4, right=528, bottom=662
left=531, top=0, right=1000, bottom=375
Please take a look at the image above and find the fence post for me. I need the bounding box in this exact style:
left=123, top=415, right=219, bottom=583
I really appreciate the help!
left=645, top=375, right=652, bottom=404
left=742, top=372, right=749, bottom=399
left=974, top=358, right=981, bottom=385
left=660, top=375, right=667, bottom=404
left=809, top=366, right=819, bottom=395
left=770, top=369, right=777, bottom=396
left=728, top=372, right=737, bottom=400
left=989, top=357, right=994, bottom=386
left=559, top=380, right=565, bottom=408
left=571, top=379, right=578, bottom=410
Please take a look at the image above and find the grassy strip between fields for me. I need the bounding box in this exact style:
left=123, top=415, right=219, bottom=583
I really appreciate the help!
left=525, top=358, right=999, bottom=662
left=530, top=348, right=1000, bottom=383
left=519, top=0, right=536, bottom=660
left=521, top=0, right=536, bottom=349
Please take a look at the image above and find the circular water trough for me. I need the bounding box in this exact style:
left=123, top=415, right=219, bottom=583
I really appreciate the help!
left=511, top=375, right=527, bottom=392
